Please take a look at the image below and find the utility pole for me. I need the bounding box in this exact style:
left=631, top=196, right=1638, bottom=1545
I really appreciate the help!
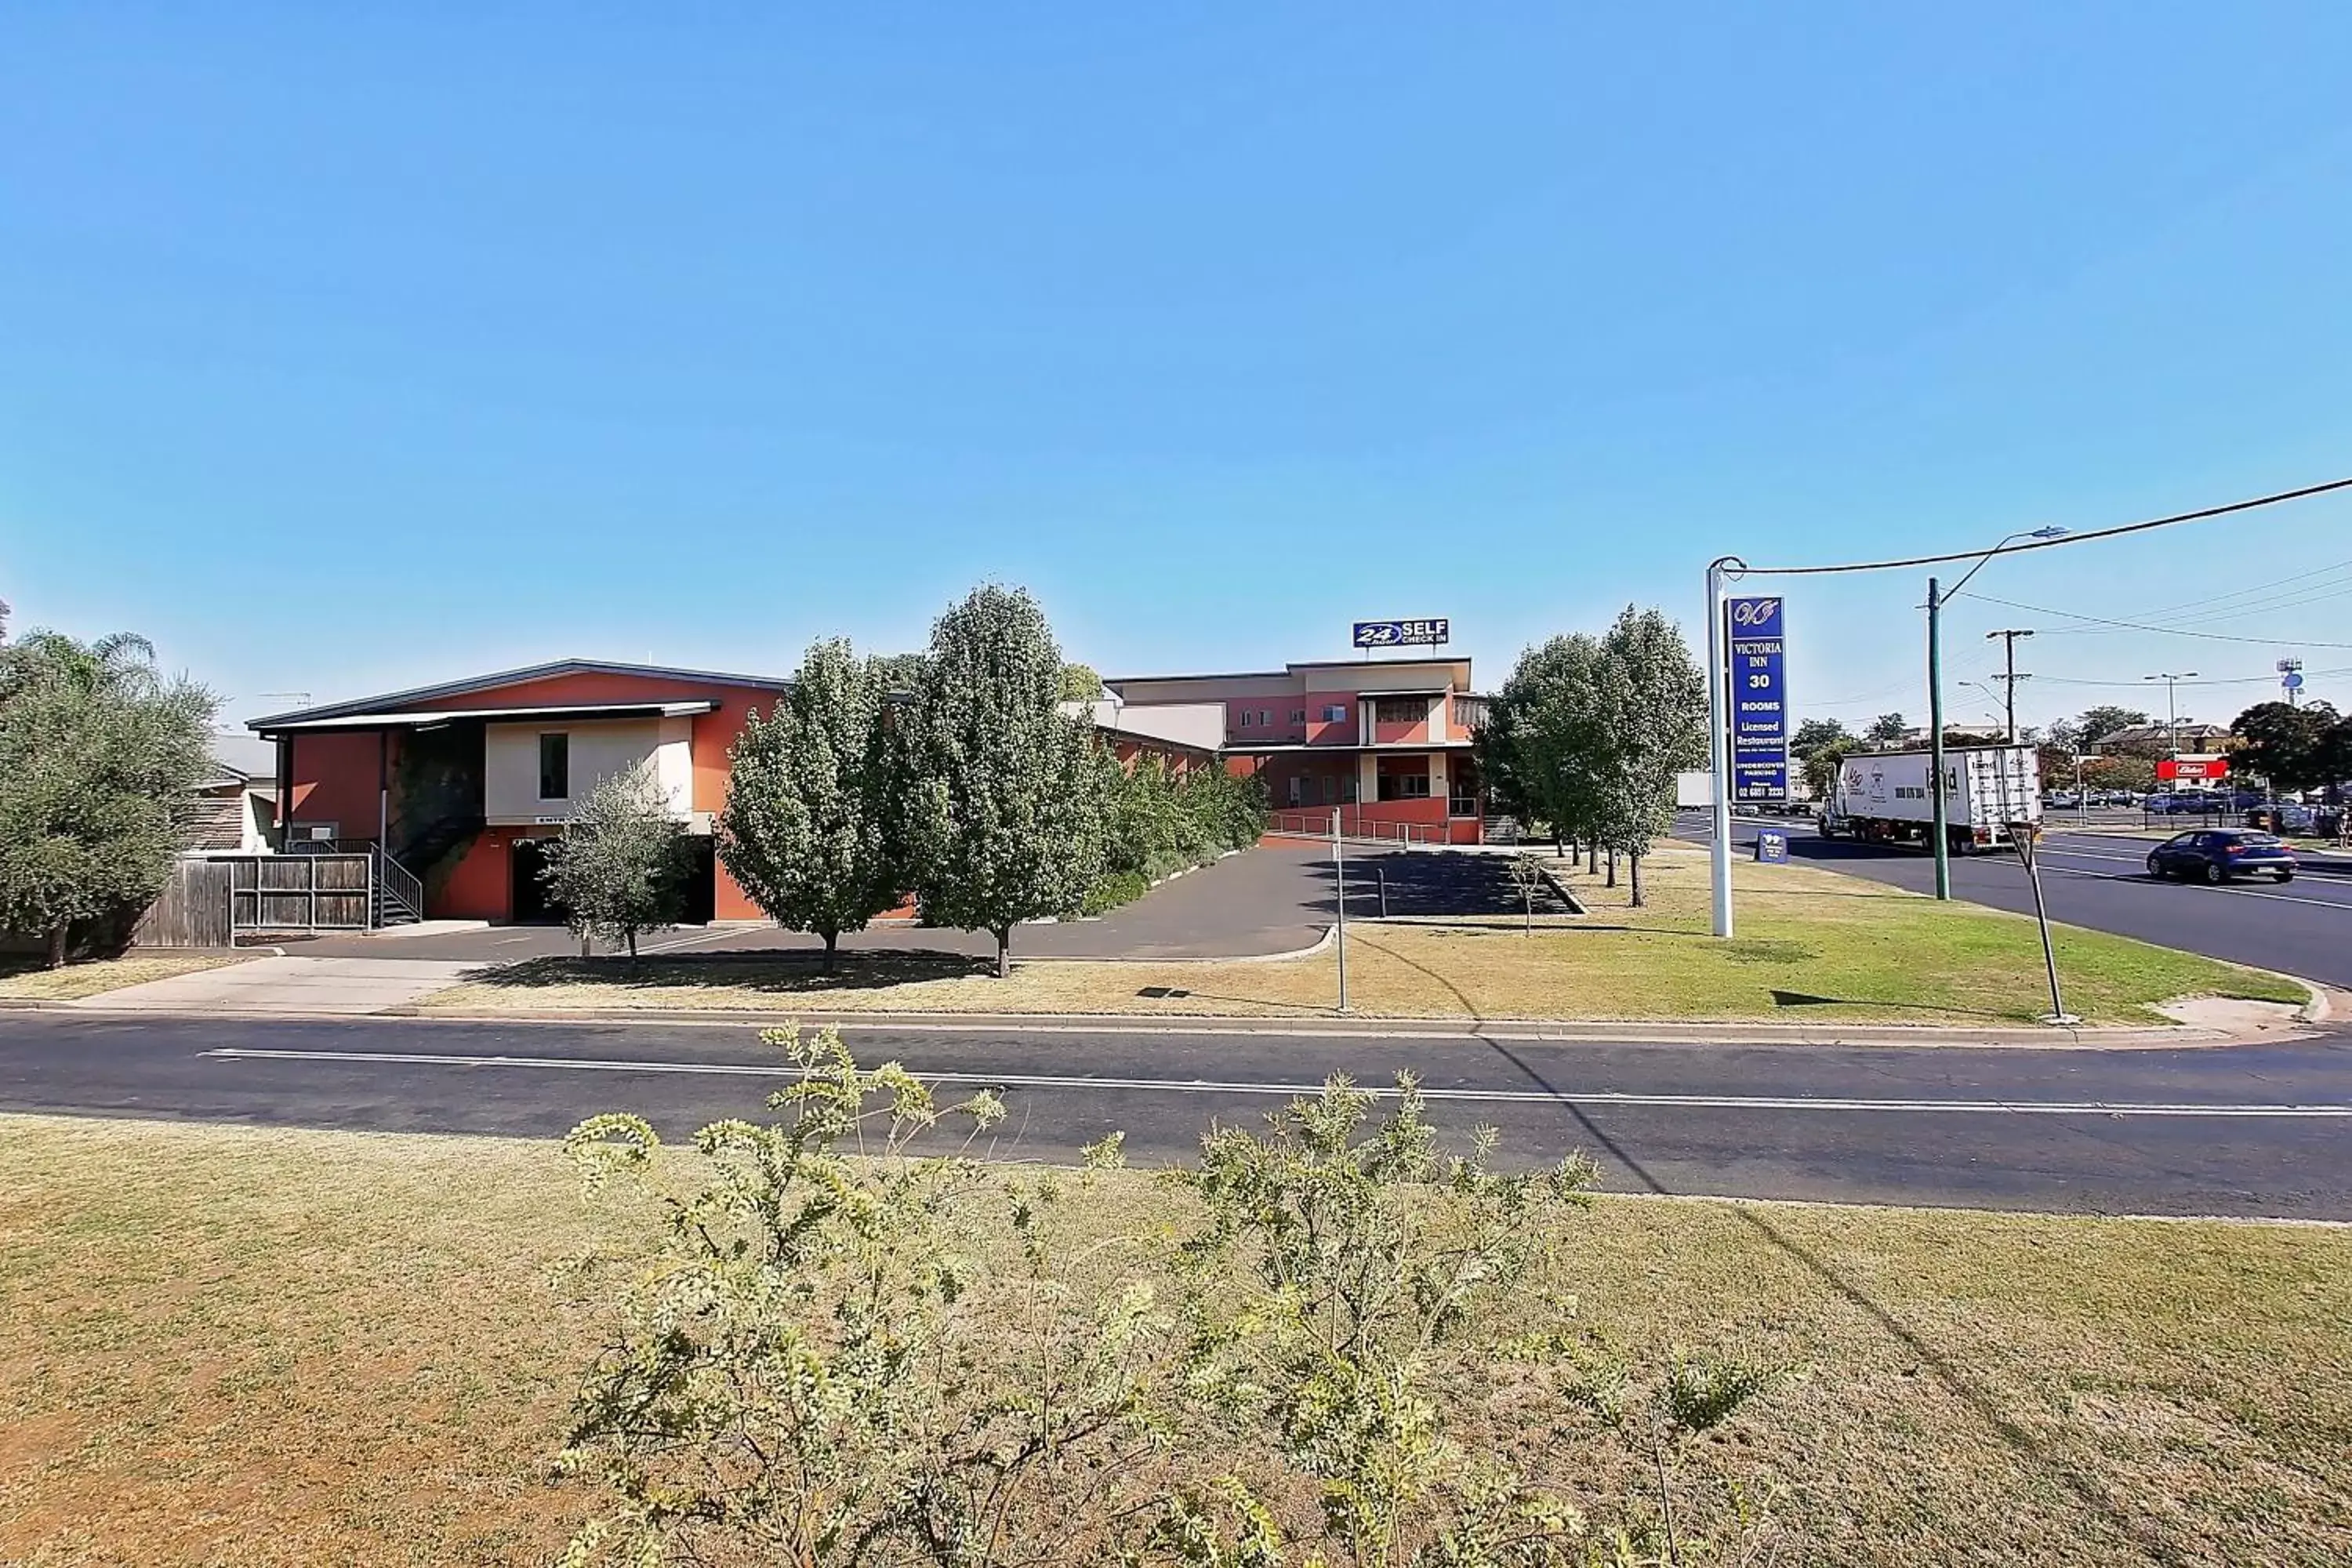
left=1985, top=628, right=2034, bottom=743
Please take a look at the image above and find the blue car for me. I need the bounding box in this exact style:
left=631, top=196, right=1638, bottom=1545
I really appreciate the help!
left=2146, top=829, right=2298, bottom=884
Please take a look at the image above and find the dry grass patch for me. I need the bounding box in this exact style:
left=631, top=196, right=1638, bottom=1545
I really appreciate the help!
left=1, top=1113, right=2346, bottom=1566
left=0, top=952, right=250, bottom=1002
left=420, top=843, right=2302, bottom=1025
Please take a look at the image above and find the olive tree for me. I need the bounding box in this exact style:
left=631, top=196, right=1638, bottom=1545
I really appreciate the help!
left=0, top=630, right=216, bottom=966
left=899, top=586, right=1106, bottom=977
left=719, top=638, right=902, bottom=971
left=540, top=764, right=691, bottom=959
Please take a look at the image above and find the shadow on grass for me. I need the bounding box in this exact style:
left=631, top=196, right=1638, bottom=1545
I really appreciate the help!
left=470, top=948, right=996, bottom=993
left=1472, top=1036, right=2172, bottom=1555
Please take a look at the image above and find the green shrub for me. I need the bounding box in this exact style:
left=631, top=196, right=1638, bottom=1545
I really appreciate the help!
left=554, top=1029, right=1785, bottom=1566
left=1083, top=869, right=1151, bottom=915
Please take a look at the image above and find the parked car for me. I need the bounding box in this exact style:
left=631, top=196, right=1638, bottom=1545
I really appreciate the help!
left=2145, top=829, right=2298, bottom=884
left=2244, top=804, right=2318, bottom=833
left=2147, top=791, right=2223, bottom=815
left=2045, top=790, right=2081, bottom=809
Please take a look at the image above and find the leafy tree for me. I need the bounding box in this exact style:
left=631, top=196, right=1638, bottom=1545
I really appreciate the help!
left=1802, top=737, right=1858, bottom=803
left=867, top=651, right=932, bottom=699
left=2082, top=753, right=2156, bottom=793
left=540, top=764, right=691, bottom=959
left=1480, top=633, right=1606, bottom=853
left=1790, top=717, right=1851, bottom=759
left=1585, top=607, right=1708, bottom=907
left=2230, top=700, right=2342, bottom=794
left=1058, top=662, right=1105, bottom=702
left=719, top=638, right=902, bottom=971
left=2074, top=705, right=2149, bottom=744
left=901, top=586, right=1107, bottom=977
left=1865, top=712, right=1907, bottom=744
left=0, top=630, right=216, bottom=966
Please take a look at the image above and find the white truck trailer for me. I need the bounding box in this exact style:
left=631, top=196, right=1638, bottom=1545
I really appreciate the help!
left=1817, top=746, right=2041, bottom=853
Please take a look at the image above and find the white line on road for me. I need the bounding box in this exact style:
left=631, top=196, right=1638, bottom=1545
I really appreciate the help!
left=195, top=1047, right=2352, bottom=1116
left=2036, top=864, right=2352, bottom=910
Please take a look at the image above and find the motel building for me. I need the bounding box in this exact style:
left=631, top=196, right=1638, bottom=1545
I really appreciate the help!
left=1102, top=655, right=1488, bottom=846
left=248, top=648, right=1484, bottom=927
left=249, top=657, right=1225, bottom=926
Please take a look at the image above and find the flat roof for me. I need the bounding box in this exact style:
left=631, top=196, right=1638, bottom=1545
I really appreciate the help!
left=256, top=700, right=719, bottom=734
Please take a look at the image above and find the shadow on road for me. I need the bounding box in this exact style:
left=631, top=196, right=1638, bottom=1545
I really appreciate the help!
left=466, top=949, right=995, bottom=993
left=1307, top=853, right=1577, bottom=920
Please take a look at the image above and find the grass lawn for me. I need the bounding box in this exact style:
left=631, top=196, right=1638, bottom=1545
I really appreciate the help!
left=419, top=842, right=2307, bottom=1025
left=0, top=952, right=249, bottom=1002
left=2, top=1112, right=2347, bottom=1566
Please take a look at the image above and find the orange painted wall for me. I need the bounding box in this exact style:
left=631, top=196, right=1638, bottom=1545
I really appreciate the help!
left=285, top=731, right=386, bottom=836
left=376, top=670, right=787, bottom=923
left=439, top=828, right=515, bottom=920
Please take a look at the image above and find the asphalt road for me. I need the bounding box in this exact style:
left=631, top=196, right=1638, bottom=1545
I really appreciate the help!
left=5, top=1011, right=2348, bottom=1219
left=1681, top=813, right=2352, bottom=990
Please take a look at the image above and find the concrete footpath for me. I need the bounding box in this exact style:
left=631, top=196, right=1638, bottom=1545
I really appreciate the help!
left=74, top=956, right=481, bottom=1016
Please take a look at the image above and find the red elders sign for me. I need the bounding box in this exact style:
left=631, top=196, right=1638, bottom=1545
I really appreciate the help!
left=2156, top=757, right=2230, bottom=782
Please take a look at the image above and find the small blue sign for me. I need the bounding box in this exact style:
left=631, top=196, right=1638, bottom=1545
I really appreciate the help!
left=1755, top=829, right=1790, bottom=864
left=1726, top=595, right=1788, bottom=801
left=1352, top=618, right=1450, bottom=648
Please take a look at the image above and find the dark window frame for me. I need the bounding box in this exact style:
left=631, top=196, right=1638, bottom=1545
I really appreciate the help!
left=539, top=733, right=570, bottom=800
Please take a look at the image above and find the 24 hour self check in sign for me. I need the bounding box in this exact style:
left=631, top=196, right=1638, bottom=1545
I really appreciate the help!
left=1726, top=597, right=1788, bottom=801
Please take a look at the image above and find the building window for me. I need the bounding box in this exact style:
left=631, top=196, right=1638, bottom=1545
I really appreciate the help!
left=1290, top=709, right=1306, bottom=724
left=1373, top=697, right=1425, bottom=725
left=1322, top=704, right=1348, bottom=724
left=538, top=733, right=570, bottom=800
left=1287, top=775, right=1305, bottom=807
left=1377, top=771, right=1430, bottom=801
left=1341, top=771, right=1359, bottom=803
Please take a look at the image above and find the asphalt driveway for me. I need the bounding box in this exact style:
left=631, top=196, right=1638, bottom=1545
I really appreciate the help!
left=291, top=842, right=1380, bottom=964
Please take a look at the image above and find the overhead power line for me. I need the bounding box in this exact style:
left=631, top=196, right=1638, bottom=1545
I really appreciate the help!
left=1953, top=590, right=2352, bottom=648
left=1733, top=476, right=2352, bottom=577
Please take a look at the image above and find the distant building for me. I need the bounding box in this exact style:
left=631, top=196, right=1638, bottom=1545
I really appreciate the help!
left=182, top=733, right=280, bottom=854
left=1103, top=656, right=1488, bottom=844
left=2094, top=721, right=2234, bottom=753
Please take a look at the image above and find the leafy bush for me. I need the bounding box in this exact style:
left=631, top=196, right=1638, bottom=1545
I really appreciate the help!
left=556, top=1030, right=1784, bottom=1566
left=1096, top=759, right=1268, bottom=910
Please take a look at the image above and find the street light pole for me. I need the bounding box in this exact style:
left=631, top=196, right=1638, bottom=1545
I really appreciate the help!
left=2143, top=672, right=2198, bottom=757
left=1925, top=527, right=2067, bottom=900
left=1928, top=575, right=1951, bottom=899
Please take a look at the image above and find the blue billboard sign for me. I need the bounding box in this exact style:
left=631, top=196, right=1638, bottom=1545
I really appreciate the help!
left=1352, top=618, right=1450, bottom=648
left=1726, top=596, right=1788, bottom=801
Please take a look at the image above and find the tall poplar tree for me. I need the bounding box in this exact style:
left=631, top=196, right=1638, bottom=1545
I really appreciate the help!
left=900, top=586, right=1105, bottom=977
left=718, top=638, right=901, bottom=971
left=1588, top=606, right=1707, bottom=907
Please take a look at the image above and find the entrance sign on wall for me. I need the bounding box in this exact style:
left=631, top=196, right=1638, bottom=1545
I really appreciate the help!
left=1726, top=596, right=1788, bottom=801
left=1352, top=618, right=1450, bottom=648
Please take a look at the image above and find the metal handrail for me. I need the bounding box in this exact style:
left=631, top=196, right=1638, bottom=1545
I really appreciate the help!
left=371, top=844, right=425, bottom=926
left=1265, top=809, right=1446, bottom=847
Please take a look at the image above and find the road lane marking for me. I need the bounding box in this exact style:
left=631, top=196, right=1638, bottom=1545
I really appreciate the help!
left=2036, top=865, right=2352, bottom=910
left=194, top=1047, right=2352, bottom=1116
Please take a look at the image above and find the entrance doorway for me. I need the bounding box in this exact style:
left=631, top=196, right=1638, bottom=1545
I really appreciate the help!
left=509, top=838, right=566, bottom=924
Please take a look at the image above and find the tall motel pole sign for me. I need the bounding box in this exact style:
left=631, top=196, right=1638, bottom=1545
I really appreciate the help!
left=1727, top=596, right=1789, bottom=805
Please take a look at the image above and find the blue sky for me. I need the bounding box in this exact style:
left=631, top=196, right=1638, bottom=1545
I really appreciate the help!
left=5, top=5, right=2350, bottom=734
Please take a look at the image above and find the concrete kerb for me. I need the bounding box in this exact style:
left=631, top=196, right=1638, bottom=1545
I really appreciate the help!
left=322, top=1002, right=2312, bottom=1051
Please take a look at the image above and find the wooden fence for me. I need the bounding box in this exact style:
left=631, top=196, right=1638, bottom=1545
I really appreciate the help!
left=133, top=855, right=374, bottom=947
